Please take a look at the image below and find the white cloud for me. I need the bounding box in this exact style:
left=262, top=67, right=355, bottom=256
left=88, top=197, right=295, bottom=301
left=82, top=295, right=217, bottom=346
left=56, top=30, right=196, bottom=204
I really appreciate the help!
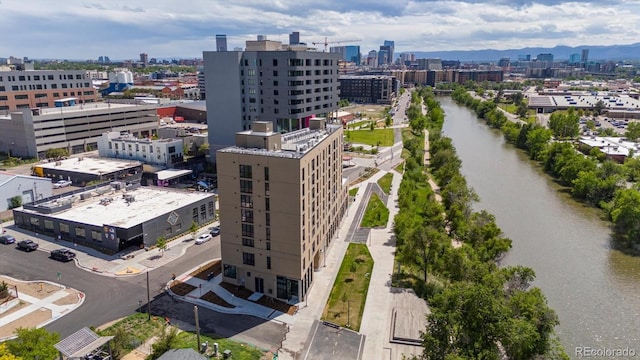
left=0, top=0, right=638, bottom=59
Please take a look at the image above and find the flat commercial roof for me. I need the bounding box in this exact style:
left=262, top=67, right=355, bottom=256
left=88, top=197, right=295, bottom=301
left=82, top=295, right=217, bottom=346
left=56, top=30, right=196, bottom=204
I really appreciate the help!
left=37, top=102, right=152, bottom=116
left=157, top=169, right=192, bottom=181
left=37, top=157, right=142, bottom=176
left=34, top=186, right=214, bottom=228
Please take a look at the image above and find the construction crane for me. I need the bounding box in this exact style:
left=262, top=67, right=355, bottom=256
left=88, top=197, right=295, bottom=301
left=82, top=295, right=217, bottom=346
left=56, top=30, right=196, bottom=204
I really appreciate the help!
left=311, top=37, right=361, bottom=52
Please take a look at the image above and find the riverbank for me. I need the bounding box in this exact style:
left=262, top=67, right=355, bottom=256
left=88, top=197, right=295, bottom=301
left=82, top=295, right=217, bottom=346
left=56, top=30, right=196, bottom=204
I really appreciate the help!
left=440, top=95, right=640, bottom=355
left=393, top=87, right=565, bottom=359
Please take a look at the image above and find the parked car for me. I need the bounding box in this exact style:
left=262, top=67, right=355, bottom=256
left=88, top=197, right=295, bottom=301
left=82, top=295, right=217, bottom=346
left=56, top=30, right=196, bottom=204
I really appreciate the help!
left=210, top=226, right=220, bottom=236
left=17, top=239, right=38, bottom=252
left=0, top=235, right=16, bottom=245
left=195, top=233, right=212, bottom=245
left=53, top=180, right=72, bottom=189
left=50, top=248, right=76, bottom=262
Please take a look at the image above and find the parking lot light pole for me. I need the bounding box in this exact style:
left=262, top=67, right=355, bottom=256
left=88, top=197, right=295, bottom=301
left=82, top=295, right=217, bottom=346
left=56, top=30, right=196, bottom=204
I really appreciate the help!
left=146, top=271, right=151, bottom=321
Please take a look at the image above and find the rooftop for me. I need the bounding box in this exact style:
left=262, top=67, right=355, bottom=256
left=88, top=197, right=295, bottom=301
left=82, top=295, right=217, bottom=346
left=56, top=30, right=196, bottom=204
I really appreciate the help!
left=579, top=136, right=640, bottom=157
left=219, top=123, right=341, bottom=159
left=34, top=102, right=155, bottom=116
left=0, top=171, right=51, bottom=186
left=37, top=157, right=142, bottom=176
left=22, top=186, right=214, bottom=228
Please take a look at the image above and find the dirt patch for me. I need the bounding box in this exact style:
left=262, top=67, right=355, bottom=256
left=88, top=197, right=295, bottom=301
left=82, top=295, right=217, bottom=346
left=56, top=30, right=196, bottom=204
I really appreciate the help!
left=190, top=259, right=221, bottom=280
left=0, top=308, right=52, bottom=339
left=169, top=281, right=196, bottom=296
left=0, top=299, right=29, bottom=319
left=52, top=289, right=80, bottom=306
left=0, top=276, right=61, bottom=300
left=200, top=291, right=235, bottom=308
left=220, top=282, right=297, bottom=315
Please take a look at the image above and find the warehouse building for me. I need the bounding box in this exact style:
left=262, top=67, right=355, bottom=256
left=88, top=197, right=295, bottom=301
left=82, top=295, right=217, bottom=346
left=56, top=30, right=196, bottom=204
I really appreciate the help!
left=13, top=184, right=216, bottom=252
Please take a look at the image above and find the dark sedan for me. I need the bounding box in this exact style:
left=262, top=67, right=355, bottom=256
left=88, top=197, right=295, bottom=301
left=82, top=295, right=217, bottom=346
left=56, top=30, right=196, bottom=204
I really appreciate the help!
left=50, top=249, right=77, bottom=262
left=0, top=235, right=16, bottom=245
left=17, top=239, right=39, bottom=252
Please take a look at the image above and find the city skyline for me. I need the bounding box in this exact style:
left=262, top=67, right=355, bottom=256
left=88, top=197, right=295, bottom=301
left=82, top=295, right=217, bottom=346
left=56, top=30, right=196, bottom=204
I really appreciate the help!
left=0, top=0, right=639, bottom=59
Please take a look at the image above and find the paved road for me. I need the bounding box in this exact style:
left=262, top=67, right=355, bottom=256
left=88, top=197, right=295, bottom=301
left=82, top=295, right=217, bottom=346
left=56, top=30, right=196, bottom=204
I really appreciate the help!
left=0, top=238, right=285, bottom=348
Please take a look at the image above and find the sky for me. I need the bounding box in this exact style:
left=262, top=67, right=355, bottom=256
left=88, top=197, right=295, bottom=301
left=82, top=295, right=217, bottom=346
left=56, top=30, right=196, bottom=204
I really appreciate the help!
left=1, top=0, right=639, bottom=60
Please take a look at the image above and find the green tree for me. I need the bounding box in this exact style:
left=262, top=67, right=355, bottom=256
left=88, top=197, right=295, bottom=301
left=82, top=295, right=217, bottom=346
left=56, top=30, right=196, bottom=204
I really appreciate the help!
left=7, top=327, right=60, bottom=360
left=45, top=148, right=69, bottom=160
left=148, top=327, right=179, bottom=360
left=385, top=114, right=392, bottom=128
left=625, top=122, right=640, bottom=141
left=197, top=143, right=210, bottom=155
left=0, top=343, right=20, bottom=360
left=609, top=188, right=640, bottom=245
left=189, top=221, right=199, bottom=240
left=109, top=327, right=133, bottom=360
left=548, top=109, right=579, bottom=138
left=594, top=100, right=605, bottom=114
left=156, top=236, right=167, bottom=257
left=8, top=196, right=22, bottom=210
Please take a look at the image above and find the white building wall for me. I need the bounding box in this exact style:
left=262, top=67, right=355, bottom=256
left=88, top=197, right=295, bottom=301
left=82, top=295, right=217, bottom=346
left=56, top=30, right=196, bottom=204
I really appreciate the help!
left=0, top=175, right=52, bottom=211
left=98, top=132, right=183, bottom=167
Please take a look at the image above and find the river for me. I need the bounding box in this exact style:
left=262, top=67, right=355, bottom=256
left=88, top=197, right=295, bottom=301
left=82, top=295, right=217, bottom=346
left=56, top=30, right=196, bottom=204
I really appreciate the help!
left=440, top=96, right=640, bottom=356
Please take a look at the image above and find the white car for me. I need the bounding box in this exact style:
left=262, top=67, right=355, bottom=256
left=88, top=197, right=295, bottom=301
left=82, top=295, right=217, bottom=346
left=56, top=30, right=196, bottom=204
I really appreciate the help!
left=53, top=180, right=72, bottom=189
left=195, top=233, right=212, bottom=244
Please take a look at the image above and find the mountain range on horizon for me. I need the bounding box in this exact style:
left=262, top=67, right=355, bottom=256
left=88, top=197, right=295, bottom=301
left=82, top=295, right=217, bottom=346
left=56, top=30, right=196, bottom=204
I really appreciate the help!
left=408, top=43, right=640, bottom=63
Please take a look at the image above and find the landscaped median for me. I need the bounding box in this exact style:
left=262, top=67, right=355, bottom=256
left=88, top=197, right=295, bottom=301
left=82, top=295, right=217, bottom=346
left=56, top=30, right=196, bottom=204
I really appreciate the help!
left=360, top=193, right=389, bottom=228
left=321, top=244, right=374, bottom=331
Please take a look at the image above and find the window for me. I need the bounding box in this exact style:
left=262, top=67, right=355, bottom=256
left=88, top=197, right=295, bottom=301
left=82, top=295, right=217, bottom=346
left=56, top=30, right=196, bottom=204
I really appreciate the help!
left=241, top=224, right=254, bottom=237
left=265, top=182, right=270, bottom=196
left=192, top=207, right=198, bottom=223
left=0, top=87, right=5, bottom=93
left=264, top=167, right=269, bottom=181
left=273, top=59, right=278, bottom=66
left=240, top=180, right=252, bottom=194
left=18, top=75, right=25, bottom=81
left=266, top=226, right=271, bottom=241
left=92, top=230, right=102, bottom=241
left=241, top=209, right=253, bottom=223
left=208, top=201, right=214, bottom=217
left=239, top=164, right=252, bottom=179
left=266, top=241, right=271, bottom=250
left=266, top=212, right=270, bottom=226
left=0, top=96, right=7, bottom=101
left=168, top=146, right=176, bottom=154
left=75, top=227, right=86, bottom=238
left=242, top=237, right=254, bottom=247
left=267, top=256, right=271, bottom=269
left=14, top=94, right=28, bottom=100
left=265, top=197, right=270, bottom=211
left=240, top=194, right=253, bottom=208
left=224, top=264, right=237, bottom=278
left=60, top=223, right=69, bottom=234
left=242, top=252, right=255, bottom=266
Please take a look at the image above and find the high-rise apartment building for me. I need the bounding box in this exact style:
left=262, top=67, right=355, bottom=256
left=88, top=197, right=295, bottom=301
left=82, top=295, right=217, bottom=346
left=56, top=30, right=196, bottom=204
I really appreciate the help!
left=380, top=40, right=395, bottom=65
left=536, top=53, right=554, bottom=62
left=289, top=32, right=300, bottom=45
left=417, top=58, right=442, bottom=71
left=0, top=69, right=97, bottom=112
left=140, top=53, right=149, bottom=66
left=216, top=35, right=228, bottom=52
left=216, top=119, right=347, bottom=302
left=581, top=49, right=589, bottom=64
left=329, top=45, right=361, bottom=65
left=203, top=36, right=340, bottom=158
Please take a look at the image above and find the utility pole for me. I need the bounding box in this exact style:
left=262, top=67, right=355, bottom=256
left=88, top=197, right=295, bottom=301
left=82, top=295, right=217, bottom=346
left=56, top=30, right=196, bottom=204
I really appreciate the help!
left=194, top=305, right=201, bottom=351
left=346, top=300, right=351, bottom=328
left=146, top=271, right=151, bottom=321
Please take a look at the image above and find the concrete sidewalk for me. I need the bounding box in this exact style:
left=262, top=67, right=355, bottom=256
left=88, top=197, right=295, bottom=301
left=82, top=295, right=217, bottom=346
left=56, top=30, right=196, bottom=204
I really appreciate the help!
left=0, top=276, right=84, bottom=340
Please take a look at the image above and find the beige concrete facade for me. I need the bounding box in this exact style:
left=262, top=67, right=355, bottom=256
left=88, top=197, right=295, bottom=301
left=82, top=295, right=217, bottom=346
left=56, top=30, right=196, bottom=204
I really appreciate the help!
left=217, top=119, right=348, bottom=302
